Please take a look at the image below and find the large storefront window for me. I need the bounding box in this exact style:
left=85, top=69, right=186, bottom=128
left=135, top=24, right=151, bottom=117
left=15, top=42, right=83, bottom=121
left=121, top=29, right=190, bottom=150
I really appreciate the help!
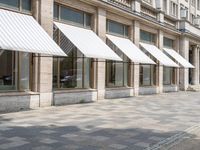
left=0, top=0, right=32, bottom=13
left=106, top=20, right=129, bottom=88
left=0, top=50, right=30, bottom=91
left=53, top=48, right=91, bottom=89
left=53, top=4, right=92, bottom=90
left=106, top=52, right=128, bottom=87
left=163, top=67, right=175, bottom=85
left=140, top=65, right=156, bottom=86
left=140, top=30, right=157, bottom=86
left=163, top=37, right=175, bottom=85
left=54, top=3, right=91, bottom=28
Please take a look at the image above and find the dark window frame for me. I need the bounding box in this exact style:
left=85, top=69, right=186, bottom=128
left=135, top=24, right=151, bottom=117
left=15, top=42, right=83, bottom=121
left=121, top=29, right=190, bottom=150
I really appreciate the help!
left=106, top=19, right=129, bottom=38
left=0, top=0, right=32, bottom=14
left=53, top=3, right=92, bottom=29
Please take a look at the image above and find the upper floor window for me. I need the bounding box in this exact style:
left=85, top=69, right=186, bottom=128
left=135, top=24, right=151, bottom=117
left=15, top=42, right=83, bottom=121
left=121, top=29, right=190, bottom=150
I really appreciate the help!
left=143, top=0, right=152, bottom=4
left=0, top=0, right=32, bottom=13
left=106, top=20, right=128, bottom=37
left=54, top=3, right=91, bottom=28
left=197, top=0, right=200, bottom=10
left=190, top=13, right=196, bottom=24
left=170, top=1, right=178, bottom=17
left=191, top=0, right=196, bottom=7
left=163, top=0, right=167, bottom=13
left=140, top=30, right=156, bottom=44
left=164, top=37, right=173, bottom=48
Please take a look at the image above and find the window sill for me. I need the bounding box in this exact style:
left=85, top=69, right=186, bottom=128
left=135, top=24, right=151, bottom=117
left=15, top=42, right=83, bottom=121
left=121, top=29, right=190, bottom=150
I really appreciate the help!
left=0, top=91, right=39, bottom=97
left=163, top=84, right=177, bottom=87
left=53, top=88, right=97, bottom=94
left=105, top=86, right=132, bottom=90
left=139, top=85, right=157, bottom=88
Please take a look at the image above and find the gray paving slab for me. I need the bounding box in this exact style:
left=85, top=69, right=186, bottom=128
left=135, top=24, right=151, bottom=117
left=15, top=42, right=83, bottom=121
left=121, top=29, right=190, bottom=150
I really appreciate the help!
left=0, top=92, right=200, bottom=150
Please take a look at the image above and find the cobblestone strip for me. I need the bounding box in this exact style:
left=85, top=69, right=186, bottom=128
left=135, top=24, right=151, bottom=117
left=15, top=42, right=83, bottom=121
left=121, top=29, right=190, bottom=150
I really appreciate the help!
left=145, top=124, right=200, bottom=150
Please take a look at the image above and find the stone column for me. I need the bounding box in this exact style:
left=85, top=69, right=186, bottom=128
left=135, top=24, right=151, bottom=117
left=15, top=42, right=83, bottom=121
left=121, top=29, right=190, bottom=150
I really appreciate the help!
left=157, top=30, right=163, bottom=93
left=96, top=8, right=106, bottom=100
left=179, top=36, right=189, bottom=90
left=36, top=0, right=54, bottom=106
left=175, top=37, right=180, bottom=89
left=192, top=45, right=199, bottom=85
left=133, top=20, right=140, bottom=96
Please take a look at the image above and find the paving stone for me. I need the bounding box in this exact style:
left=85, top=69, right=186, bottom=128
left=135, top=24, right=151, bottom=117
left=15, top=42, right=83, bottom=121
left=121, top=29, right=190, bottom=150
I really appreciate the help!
left=109, top=143, right=127, bottom=149
left=0, top=92, right=200, bottom=150
left=40, top=138, right=58, bottom=144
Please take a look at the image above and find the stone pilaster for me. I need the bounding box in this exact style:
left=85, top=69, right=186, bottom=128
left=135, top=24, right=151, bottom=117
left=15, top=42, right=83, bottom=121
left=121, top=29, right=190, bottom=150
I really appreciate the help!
left=192, top=46, right=199, bottom=85
left=96, top=8, right=106, bottom=100
left=133, top=20, right=140, bottom=96
left=158, top=30, right=163, bottom=93
left=179, top=36, right=189, bottom=90
left=35, top=0, right=54, bottom=106
left=175, top=37, right=180, bottom=88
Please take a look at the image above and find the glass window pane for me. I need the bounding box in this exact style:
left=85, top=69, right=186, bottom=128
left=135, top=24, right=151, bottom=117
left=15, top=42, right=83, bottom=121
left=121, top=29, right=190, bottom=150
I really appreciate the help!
left=124, top=26, right=128, bottom=37
left=164, top=37, right=173, bottom=48
left=107, top=20, right=125, bottom=36
left=59, top=49, right=83, bottom=89
left=83, top=58, right=91, bottom=88
left=140, top=30, right=155, bottom=44
left=60, top=6, right=84, bottom=25
left=163, top=67, right=172, bottom=85
left=53, top=58, right=58, bottom=88
left=54, top=3, right=59, bottom=19
left=0, top=50, right=17, bottom=91
left=22, top=0, right=31, bottom=12
left=0, top=0, right=19, bottom=9
left=142, top=65, right=151, bottom=86
left=19, top=52, right=30, bottom=91
left=85, top=14, right=91, bottom=27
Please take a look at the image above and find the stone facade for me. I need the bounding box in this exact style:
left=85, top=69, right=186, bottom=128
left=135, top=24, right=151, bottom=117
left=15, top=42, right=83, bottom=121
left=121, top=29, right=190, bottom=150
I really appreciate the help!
left=1, top=0, right=200, bottom=112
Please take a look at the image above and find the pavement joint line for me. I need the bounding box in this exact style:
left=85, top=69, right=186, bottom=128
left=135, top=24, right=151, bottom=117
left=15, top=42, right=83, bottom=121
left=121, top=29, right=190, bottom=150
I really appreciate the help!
left=144, top=124, right=200, bottom=150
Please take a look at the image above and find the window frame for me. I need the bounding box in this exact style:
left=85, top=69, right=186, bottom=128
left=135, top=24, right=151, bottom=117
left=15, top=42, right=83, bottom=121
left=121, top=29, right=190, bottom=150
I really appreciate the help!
left=0, top=0, right=32, bottom=14
left=53, top=30, right=94, bottom=90
left=53, top=3, right=92, bottom=29
left=106, top=19, right=129, bottom=38
left=0, top=50, right=32, bottom=92
left=163, top=37, right=176, bottom=86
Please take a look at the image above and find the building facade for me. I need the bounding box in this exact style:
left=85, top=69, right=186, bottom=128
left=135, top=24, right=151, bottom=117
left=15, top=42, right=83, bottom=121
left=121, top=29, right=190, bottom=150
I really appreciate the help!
left=0, top=0, right=200, bottom=112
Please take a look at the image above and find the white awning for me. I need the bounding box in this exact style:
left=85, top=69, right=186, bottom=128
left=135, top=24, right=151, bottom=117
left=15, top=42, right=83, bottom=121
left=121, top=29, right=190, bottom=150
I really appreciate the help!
left=54, top=22, right=122, bottom=61
left=0, top=9, right=66, bottom=56
left=140, top=42, right=179, bottom=67
left=163, top=48, right=194, bottom=68
left=106, top=34, right=155, bottom=64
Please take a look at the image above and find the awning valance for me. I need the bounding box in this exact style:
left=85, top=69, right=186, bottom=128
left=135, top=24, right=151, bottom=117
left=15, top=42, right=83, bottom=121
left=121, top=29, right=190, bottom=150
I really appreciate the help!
left=106, top=34, right=155, bottom=64
left=163, top=48, right=194, bottom=68
left=140, top=42, right=179, bottom=67
left=54, top=22, right=122, bottom=61
left=0, top=9, right=66, bottom=56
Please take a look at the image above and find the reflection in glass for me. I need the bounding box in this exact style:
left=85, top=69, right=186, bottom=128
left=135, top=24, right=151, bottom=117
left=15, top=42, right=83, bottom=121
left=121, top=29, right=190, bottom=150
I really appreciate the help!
left=0, top=0, right=19, bottom=9
left=19, top=52, right=30, bottom=90
left=60, top=6, right=84, bottom=25
left=163, top=67, right=174, bottom=85
left=22, top=0, right=31, bottom=12
left=0, top=50, right=16, bottom=91
left=53, top=48, right=91, bottom=89
left=140, top=65, right=156, bottom=86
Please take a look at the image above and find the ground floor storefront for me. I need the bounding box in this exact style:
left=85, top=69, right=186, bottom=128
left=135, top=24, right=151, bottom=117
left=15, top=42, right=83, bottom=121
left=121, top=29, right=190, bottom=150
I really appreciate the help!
left=0, top=92, right=200, bottom=150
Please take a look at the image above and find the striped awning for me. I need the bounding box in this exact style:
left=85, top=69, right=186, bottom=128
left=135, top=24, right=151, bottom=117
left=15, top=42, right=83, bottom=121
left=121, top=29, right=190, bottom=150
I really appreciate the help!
left=0, top=9, right=66, bottom=56
left=54, top=22, right=122, bottom=61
